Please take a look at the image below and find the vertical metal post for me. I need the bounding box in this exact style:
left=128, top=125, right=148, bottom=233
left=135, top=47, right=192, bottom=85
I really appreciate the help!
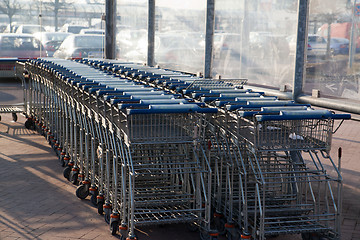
left=148, top=0, right=155, bottom=67
left=204, top=0, right=215, bottom=79
left=54, top=0, right=59, bottom=31
left=293, top=0, right=310, bottom=101
left=105, top=0, right=117, bottom=59
left=39, top=1, right=43, bottom=57
left=349, top=0, right=357, bottom=68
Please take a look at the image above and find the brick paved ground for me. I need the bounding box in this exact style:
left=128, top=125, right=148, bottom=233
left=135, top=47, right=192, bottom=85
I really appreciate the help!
left=329, top=114, right=360, bottom=240
left=0, top=114, right=207, bottom=240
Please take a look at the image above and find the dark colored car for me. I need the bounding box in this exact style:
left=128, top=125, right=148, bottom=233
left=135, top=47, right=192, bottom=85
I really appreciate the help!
left=330, top=37, right=349, bottom=55
left=53, top=34, right=104, bottom=59
left=0, top=33, right=45, bottom=58
left=0, top=33, right=45, bottom=78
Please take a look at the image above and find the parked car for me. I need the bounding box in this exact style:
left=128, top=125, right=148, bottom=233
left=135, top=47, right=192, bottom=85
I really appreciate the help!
left=53, top=34, right=104, bottom=59
left=33, top=32, right=72, bottom=57
left=0, top=33, right=45, bottom=58
left=15, top=24, right=46, bottom=34
left=318, top=22, right=360, bottom=50
left=3, top=23, right=20, bottom=33
left=330, top=37, right=349, bottom=55
left=307, top=34, right=327, bottom=57
left=287, top=34, right=327, bottom=58
left=60, top=24, right=88, bottom=34
left=79, top=29, right=104, bottom=35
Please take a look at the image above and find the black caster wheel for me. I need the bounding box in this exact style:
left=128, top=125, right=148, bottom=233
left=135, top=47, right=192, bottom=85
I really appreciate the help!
left=60, top=155, right=66, bottom=167
left=104, top=212, right=111, bottom=224
left=75, top=184, right=89, bottom=199
left=97, top=201, right=104, bottom=215
left=12, top=113, right=18, bottom=122
left=25, top=119, right=33, bottom=129
left=70, top=171, right=78, bottom=185
left=90, top=192, right=98, bottom=207
left=214, top=215, right=226, bottom=235
left=110, top=221, right=119, bottom=235
left=63, top=166, right=71, bottom=180
left=200, top=230, right=219, bottom=240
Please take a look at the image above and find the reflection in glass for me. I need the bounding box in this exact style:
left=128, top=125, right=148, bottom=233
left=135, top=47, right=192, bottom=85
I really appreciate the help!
left=213, top=0, right=299, bottom=90
left=305, top=0, right=360, bottom=101
left=154, top=0, right=206, bottom=73
left=117, top=0, right=148, bottom=62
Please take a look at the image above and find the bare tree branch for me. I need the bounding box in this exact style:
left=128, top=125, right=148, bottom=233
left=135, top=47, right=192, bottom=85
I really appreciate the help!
left=0, top=0, right=21, bottom=18
left=0, top=0, right=21, bottom=31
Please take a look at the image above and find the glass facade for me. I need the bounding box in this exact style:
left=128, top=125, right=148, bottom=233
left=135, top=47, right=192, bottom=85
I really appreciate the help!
left=304, top=0, right=360, bottom=101
left=0, top=0, right=359, bottom=104
left=117, top=0, right=148, bottom=62
left=154, top=0, right=206, bottom=73
left=213, top=0, right=299, bottom=90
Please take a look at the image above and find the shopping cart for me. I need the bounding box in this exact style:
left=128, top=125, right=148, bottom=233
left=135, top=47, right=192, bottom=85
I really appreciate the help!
left=24, top=58, right=350, bottom=240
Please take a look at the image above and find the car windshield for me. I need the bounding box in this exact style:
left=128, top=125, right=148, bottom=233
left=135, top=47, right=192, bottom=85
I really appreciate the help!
left=0, top=36, right=40, bottom=50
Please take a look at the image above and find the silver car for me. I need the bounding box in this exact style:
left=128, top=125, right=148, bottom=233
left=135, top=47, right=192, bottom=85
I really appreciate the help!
left=53, top=34, right=104, bottom=59
left=307, top=34, right=327, bottom=57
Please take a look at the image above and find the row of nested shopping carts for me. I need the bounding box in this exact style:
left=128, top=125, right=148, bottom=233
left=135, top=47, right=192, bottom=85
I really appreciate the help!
left=22, top=57, right=350, bottom=240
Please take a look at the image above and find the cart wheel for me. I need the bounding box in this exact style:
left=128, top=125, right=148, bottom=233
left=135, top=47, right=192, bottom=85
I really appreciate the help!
left=12, top=113, right=17, bottom=122
left=60, top=156, right=65, bottom=167
left=76, top=185, right=89, bottom=199
left=110, top=220, right=119, bottom=235
left=70, top=171, right=78, bottom=185
left=90, top=192, right=98, bottom=207
left=200, top=230, right=218, bottom=240
left=63, top=166, right=71, bottom=180
left=25, top=119, right=33, bottom=129
left=97, top=202, right=104, bottom=215
left=104, top=212, right=111, bottom=224
left=214, top=216, right=226, bottom=235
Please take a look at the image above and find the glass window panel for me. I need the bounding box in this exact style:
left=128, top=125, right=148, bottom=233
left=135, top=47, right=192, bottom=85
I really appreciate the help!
left=155, top=0, right=206, bottom=73
left=304, top=0, right=360, bottom=102
left=117, top=0, right=148, bottom=62
left=214, top=0, right=299, bottom=90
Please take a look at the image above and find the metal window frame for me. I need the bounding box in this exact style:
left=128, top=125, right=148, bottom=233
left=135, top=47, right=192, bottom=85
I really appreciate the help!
left=131, top=0, right=360, bottom=114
